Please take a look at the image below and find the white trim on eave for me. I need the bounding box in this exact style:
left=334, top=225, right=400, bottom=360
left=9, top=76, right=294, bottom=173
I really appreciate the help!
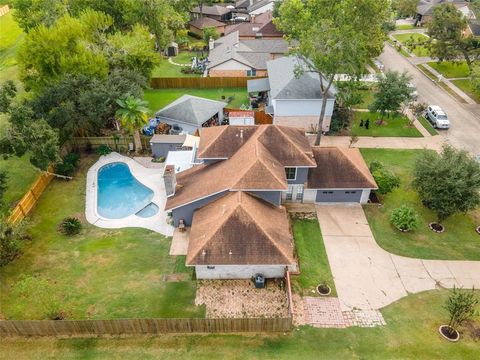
left=165, top=188, right=230, bottom=211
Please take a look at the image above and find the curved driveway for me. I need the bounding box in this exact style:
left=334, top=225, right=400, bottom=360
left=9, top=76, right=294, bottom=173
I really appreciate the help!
left=316, top=204, right=480, bottom=311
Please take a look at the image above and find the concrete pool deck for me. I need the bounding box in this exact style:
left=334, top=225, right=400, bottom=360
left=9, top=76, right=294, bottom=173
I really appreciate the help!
left=85, top=152, right=174, bottom=236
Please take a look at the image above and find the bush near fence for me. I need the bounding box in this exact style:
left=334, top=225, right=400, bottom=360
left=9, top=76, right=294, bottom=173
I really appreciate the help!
left=150, top=77, right=265, bottom=89
left=0, top=317, right=292, bottom=337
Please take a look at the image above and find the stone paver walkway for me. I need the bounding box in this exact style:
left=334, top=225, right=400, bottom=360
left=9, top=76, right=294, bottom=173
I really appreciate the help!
left=168, top=57, right=190, bottom=67
left=297, top=296, right=386, bottom=328
left=316, top=204, right=480, bottom=311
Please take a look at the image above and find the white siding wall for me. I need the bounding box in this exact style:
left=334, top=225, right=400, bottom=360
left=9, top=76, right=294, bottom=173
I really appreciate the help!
left=273, top=99, right=334, bottom=117
left=195, top=264, right=297, bottom=279
left=250, top=3, right=275, bottom=15
left=302, top=189, right=316, bottom=203
left=211, top=59, right=250, bottom=70
left=360, top=189, right=371, bottom=204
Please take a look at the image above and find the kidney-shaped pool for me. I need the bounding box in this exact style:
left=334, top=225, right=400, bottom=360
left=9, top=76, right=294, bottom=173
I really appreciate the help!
left=97, top=162, right=159, bottom=219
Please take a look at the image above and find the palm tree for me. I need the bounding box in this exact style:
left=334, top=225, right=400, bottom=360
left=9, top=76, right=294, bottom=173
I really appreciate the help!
left=115, top=95, right=149, bottom=153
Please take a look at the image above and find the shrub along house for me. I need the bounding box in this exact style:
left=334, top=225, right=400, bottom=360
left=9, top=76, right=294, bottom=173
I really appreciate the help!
left=163, top=125, right=377, bottom=279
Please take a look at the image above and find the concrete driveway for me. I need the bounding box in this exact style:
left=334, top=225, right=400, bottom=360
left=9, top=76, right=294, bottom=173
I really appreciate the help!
left=378, top=44, right=480, bottom=155
left=316, top=204, right=480, bottom=311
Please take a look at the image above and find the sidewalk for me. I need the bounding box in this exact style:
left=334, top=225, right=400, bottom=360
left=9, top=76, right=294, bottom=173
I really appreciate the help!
left=311, top=134, right=445, bottom=151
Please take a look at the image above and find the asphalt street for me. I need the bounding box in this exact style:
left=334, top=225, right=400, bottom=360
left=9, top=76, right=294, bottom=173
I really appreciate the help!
left=378, top=44, right=480, bottom=155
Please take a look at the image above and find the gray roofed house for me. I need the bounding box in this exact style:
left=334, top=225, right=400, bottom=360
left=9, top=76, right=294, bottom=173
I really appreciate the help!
left=207, top=31, right=288, bottom=77
left=247, top=56, right=337, bottom=132
left=416, top=0, right=470, bottom=25
left=191, top=5, right=232, bottom=22
left=155, top=95, right=227, bottom=135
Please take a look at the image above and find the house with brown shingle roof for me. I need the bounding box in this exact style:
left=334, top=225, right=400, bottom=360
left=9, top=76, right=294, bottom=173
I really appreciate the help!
left=188, top=17, right=226, bottom=37
left=224, top=10, right=283, bottom=39
left=163, top=124, right=377, bottom=279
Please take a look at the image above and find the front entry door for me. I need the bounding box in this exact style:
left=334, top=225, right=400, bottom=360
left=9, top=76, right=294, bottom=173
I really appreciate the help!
left=282, top=185, right=304, bottom=203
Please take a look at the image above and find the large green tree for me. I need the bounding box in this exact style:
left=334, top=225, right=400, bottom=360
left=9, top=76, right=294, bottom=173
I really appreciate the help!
left=369, top=71, right=414, bottom=118
left=392, top=0, right=419, bottom=18
left=115, top=96, right=150, bottom=152
left=17, top=13, right=109, bottom=91
left=13, top=0, right=67, bottom=32
left=413, top=145, right=480, bottom=226
left=428, top=3, right=480, bottom=70
left=276, top=0, right=390, bottom=145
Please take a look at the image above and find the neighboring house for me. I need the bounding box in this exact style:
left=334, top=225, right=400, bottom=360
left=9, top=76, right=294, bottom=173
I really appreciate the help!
left=207, top=31, right=288, bottom=77
left=247, top=56, right=337, bottom=132
left=163, top=125, right=377, bottom=279
left=224, top=10, right=283, bottom=39
left=415, top=0, right=471, bottom=25
left=234, top=0, right=276, bottom=20
left=188, top=17, right=226, bottom=38
left=191, top=5, right=232, bottom=22
left=155, top=95, right=227, bottom=135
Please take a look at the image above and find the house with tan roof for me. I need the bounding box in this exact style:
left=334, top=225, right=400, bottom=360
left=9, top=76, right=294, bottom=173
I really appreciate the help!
left=207, top=31, right=288, bottom=77
left=191, top=4, right=233, bottom=22
left=163, top=125, right=377, bottom=279
left=188, top=17, right=226, bottom=38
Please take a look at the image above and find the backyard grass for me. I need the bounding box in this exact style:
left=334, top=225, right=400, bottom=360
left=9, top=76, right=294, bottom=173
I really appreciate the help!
left=1, top=290, right=478, bottom=359
left=151, top=51, right=203, bottom=78
left=395, top=24, right=416, bottom=30
left=393, top=33, right=430, bottom=57
left=290, top=218, right=336, bottom=296
left=0, top=156, right=204, bottom=320
left=0, top=116, right=38, bottom=213
left=144, top=88, right=249, bottom=112
left=361, top=149, right=480, bottom=260
left=427, top=61, right=469, bottom=79
left=350, top=111, right=422, bottom=137
left=0, top=11, right=23, bottom=84
left=417, top=115, right=439, bottom=136
left=451, top=79, right=480, bottom=103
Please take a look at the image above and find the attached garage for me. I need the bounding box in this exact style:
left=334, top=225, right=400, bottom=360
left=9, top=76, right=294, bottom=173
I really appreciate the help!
left=315, top=189, right=362, bottom=203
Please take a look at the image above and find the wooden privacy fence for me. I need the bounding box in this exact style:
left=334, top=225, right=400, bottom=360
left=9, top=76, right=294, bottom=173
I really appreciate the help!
left=150, top=77, right=265, bottom=89
left=254, top=110, right=273, bottom=125
left=71, top=136, right=151, bottom=151
left=7, top=166, right=54, bottom=225
left=0, top=317, right=292, bottom=337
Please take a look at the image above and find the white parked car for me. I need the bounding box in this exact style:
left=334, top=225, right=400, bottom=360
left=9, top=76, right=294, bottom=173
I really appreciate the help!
left=425, top=105, right=450, bottom=129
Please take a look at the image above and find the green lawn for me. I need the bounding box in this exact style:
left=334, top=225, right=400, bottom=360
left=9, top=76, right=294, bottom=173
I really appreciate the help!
left=151, top=51, right=202, bottom=78
left=0, top=11, right=24, bottom=85
left=451, top=79, right=480, bottom=103
left=417, top=115, right=439, bottom=136
left=291, top=219, right=336, bottom=296
left=361, top=149, right=480, bottom=260
left=0, top=115, right=38, bottom=213
left=395, top=24, right=416, bottom=30
left=427, top=61, right=469, bottom=79
left=353, top=87, right=377, bottom=109
left=350, top=111, right=423, bottom=137
left=145, top=88, right=249, bottom=112
left=393, top=33, right=430, bottom=57
left=1, top=290, right=478, bottom=359
left=0, top=156, right=204, bottom=320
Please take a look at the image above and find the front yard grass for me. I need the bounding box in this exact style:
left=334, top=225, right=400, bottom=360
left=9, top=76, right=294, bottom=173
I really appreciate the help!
left=451, top=79, right=480, bottom=103
left=393, top=33, right=430, bottom=57
left=1, top=290, right=479, bottom=359
left=361, top=149, right=480, bottom=260
left=0, top=156, right=204, bottom=320
left=427, top=61, right=469, bottom=79
left=291, top=218, right=336, bottom=296
left=352, top=87, right=377, bottom=109
left=417, top=115, right=439, bottom=136
left=144, top=88, right=249, bottom=112
left=350, top=111, right=423, bottom=137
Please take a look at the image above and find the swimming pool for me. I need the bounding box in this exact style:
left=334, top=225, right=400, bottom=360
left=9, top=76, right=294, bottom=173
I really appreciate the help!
left=97, top=162, right=159, bottom=219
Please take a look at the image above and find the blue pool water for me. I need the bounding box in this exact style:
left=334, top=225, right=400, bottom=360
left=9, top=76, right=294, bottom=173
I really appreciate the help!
left=97, top=162, right=158, bottom=219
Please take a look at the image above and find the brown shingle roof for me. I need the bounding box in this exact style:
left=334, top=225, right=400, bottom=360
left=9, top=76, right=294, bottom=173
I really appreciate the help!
left=307, top=148, right=378, bottom=189
left=189, top=17, right=225, bottom=30
left=186, top=192, right=295, bottom=266
left=165, top=125, right=317, bottom=210
left=197, top=125, right=316, bottom=167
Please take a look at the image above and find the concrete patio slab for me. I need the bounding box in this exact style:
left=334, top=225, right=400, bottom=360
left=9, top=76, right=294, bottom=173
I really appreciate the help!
left=316, top=204, right=480, bottom=311
left=170, top=228, right=189, bottom=255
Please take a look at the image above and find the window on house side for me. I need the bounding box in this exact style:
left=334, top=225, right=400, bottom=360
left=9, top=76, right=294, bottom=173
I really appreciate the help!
left=285, top=168, right=296, bottom=180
